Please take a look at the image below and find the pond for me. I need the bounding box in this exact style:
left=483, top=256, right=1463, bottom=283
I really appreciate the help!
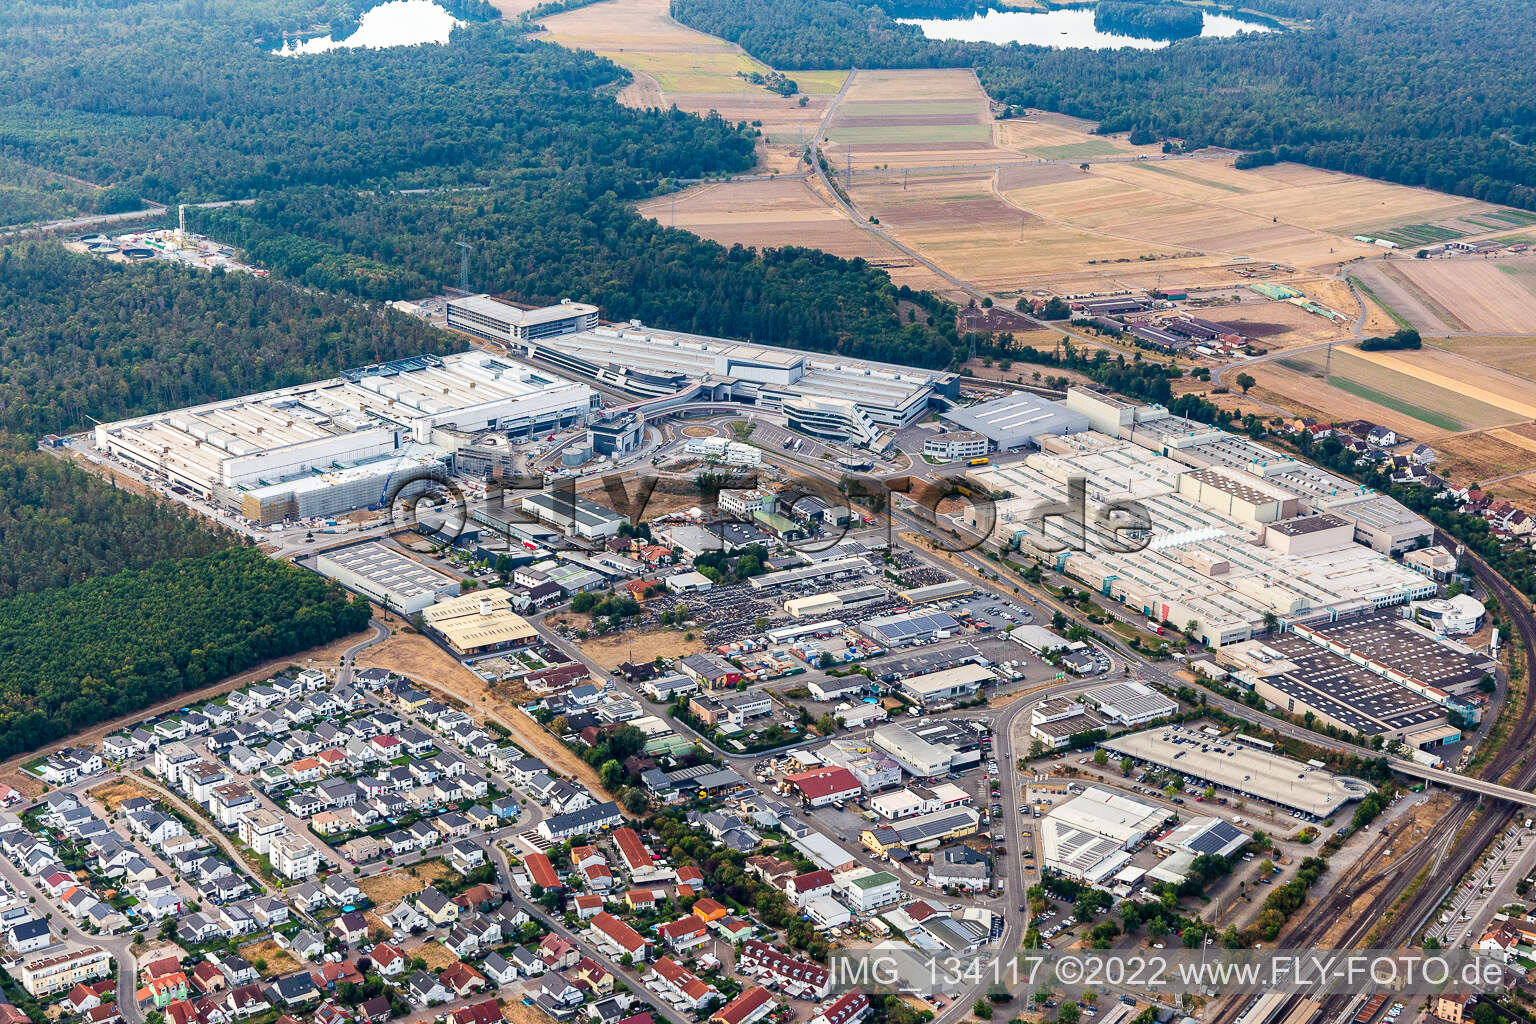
left=273, top=0, right=460, bottom=56
left=901, top=5, right=1275, bottom=50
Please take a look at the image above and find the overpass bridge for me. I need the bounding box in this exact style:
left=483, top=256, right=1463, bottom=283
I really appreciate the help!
left=1386, top=758, right=1536, bottom=808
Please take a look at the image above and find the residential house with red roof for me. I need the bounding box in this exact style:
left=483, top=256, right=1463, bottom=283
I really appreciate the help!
left=711, top=987, right=774, bottom=1024
left=785, top=767, right=861, bottom=808
left=590, top=912, right=651, bottom=962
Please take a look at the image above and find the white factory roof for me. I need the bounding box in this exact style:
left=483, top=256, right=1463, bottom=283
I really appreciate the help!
left=899, top=663, right=993, bottom=696
left=451, top=294, right=598, bottom=327
left=526, top=323, right=948, bottom=413
left=94, top=351, right=592, bottom=494
left=940, top=392, right=1090, bottom=449
left=1049, top=786, right=1167, bottom=845
left=974, top=431, right=1435, bottom=640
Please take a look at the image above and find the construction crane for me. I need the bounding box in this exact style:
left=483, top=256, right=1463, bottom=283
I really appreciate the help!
left=454, top=239, right=473, bottom=295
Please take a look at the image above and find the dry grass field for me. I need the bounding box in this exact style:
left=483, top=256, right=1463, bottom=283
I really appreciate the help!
left=855, top=171, right=1187, bottom=295
left=633, top=179, right=942, bottom=291
left=241, top=939, right=302, bottom=976
left=405, top=942, right=460, bottom=971
left=1486, top=473, right=1536, bottom=507
left=1434, top=431, right=1536, bottom=484
left=1359, top=259, right=1536, bottom=334
left=359, top=860, right=457, bottom=912
left=994, top=111, right=1156, bottom=160
left=577, top=627, right=706, bottom=671
left=1429, top=336, right=1536, bottom=381
left=88, top=777, right=155, bottom=812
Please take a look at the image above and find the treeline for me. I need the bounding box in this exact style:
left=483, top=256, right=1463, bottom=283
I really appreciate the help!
left=196, top=188, right=963, bottom=369
left=1094, top=1, right=1205, bottom=40
left=669, top=0, right=1536, bottom=210
left=0, top=156, right=142, bottom=227
left=0, top=548, right=370, bottom=760
left=0, top=451, right=234, bottom=599
left=1358, top=327, right=1422, bottom=352
left=0, top=243, right=450, bottom=440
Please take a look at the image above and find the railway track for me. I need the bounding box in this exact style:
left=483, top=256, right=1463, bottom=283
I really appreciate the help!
left=1212, top=539, right=1536, bottom=1024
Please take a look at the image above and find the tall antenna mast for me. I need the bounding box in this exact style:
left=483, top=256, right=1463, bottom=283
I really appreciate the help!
left=455, top=240, right=472, bottom=295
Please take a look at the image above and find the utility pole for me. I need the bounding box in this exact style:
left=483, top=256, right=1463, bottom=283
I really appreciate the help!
left=455, top=239, right=472, bottom=295
left=1324, top=342, right=1333, bottom=377
left=846, top=148, right=852, bottom=193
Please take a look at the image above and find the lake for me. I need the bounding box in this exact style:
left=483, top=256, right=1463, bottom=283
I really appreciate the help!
left=273, top=0, right=460, bottom=56
left=901, top=6, right=1275, bottom=50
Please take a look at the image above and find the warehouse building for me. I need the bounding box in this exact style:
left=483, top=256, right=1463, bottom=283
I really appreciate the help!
left=897, top=664, right=991, bottom=707
left=749, top=557, right=873, bottom=591
left=1100, top=727, right=1374, bottom=817
left=521, top=490, right=627, bottom=540
left=421, top=590, right=539, bottom=656
left=784, top=586, right=888, bottom=619
left=977, top=426, right=1435, bottom=648
left=861, top=806, right=980, bottom=856
left=94, top=352, right=597, bottom=521
left=896, top=580, right=973, bottom=605
left=1029, top=698, right=1106, bottom=750
left=316, top=542, right=461, bottom=614
left=1078, top=682, right=1178, bottom=727
left=1215, top=636, right=1455, bottom=741
left=859, top=610, right=960, bottom=648
left=1040, top=786, right=1168, bottom=885
left=938, top=392, right=1090, bottom=452
left=446, top=296, right=599, bottom=344
left=1158, top=817, right=1249, bottom=859
left=518, top=321, right=956, bottom=448
left=1125, top=411, right=1432, bottom=554
left=871, top=725, right=958, bottom=779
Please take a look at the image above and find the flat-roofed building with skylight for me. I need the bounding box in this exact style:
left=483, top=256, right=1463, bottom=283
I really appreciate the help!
left=513, top=320, right=956, bottom=449
left=316, top=541, right=462, bottom=614
left=447, top=295, right=598, bottom=343
left=93, top=351, right=597, bottom=521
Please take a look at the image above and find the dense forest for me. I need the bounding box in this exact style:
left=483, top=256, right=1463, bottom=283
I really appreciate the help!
left=1093, top=1, right=1205, bottom=41
left=0, top=244, right=453, bottom=440
left=196, top=189, right=962, bottom=369
left=0, top=452, right=234, bottom=599
left=670, top=0, right=1536, bottom=209
left=0, top=6, right=749, bottom=198
left=0, top=548, right=371, bottom=760
left=1, top=0, right=963, bottom=368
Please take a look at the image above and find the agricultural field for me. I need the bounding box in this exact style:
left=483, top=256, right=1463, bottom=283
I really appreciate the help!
left=994, top=110, right=1159, bottom=161
left=1428, top=336, right=1536, bottom=382
left=853, top=170, right=1187, bottom=295
left=1434, top=428, right=1536, bottom=486
left=537, top=0, right=842, bottom=172
left=1351, top=258, right=1536, bottom=334
left=1255, top=341, right=1536, bottom=437
left=633, top=178, right=942, bottom=291
left=822, top=69, right=1008, bottom=169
